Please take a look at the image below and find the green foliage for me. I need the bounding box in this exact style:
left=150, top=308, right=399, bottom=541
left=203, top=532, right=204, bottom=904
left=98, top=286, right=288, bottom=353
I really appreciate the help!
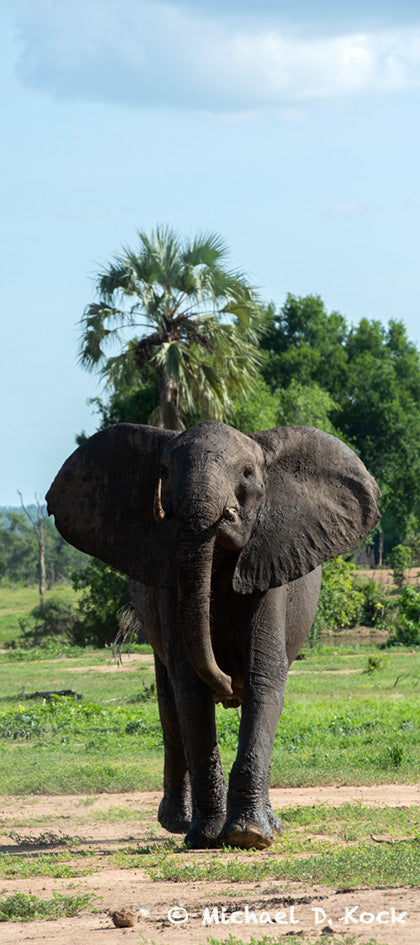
left=0, top=509, right=87, bottom=586
left=79, top=225, right=265, bottom=430
left=366, top=655, right=388, bottom=674
left=71, top=559, right=130, bottom=647
left=206, top=938, right=368, bottom=945
left=389, top=543, right=412, bottom=588
left=356, top=580, right=389, bottom=628
left=141, top=840, right=420, bottom=886
left=90, top=380, right=159, bottom=428
left=261, top=294, right=348, bottom=397
left=0, top=852, right=90, bottom=879
left=261, top=295, right=420, bottom=556
left=0, top=890, right=100, bottom=921
left=16, top=596, right=76, bottom=647
left=231, top=376, right=280, bottom=434
left=0, top=647, right=419, bottom=793
left=231, top=375, right=339, bottom=437
left=0, top=698, right=160, bottom=745
left=310, top=559, right=364, bottom=641
left=276, top=379, right=339, bottom=433
left=389, top=584, right=420, bottom=646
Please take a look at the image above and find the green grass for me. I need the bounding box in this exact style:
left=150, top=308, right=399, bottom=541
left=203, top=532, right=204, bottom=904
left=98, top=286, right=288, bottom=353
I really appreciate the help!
left=204, top=937, right=385, bottom=945
left=0, top=583, right=79, bottom=647
left=0, top=890, right=101, bottom=921
left=0, top=852, right=91, bottom=879
left=111, top=803, right=420, bottom=887
left=0, top=646, right=418, bottom=793
left=115, top=841, right=420, bottom=888
left=139, top=842, right=420, bottom=886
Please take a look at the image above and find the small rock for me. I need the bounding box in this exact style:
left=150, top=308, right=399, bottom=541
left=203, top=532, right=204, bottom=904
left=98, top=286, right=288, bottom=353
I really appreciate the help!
left=110, top=908, right=139, bottom=928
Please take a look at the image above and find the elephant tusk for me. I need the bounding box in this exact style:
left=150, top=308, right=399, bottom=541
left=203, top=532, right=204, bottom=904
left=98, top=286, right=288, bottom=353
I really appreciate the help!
left=223, top=507, right=239, bottom=524
left=153, top=478, right=166, bottom=522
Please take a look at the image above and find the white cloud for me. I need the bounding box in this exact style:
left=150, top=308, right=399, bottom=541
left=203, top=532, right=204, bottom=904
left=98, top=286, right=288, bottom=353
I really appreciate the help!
left=9, top=0, right=420, bottom=111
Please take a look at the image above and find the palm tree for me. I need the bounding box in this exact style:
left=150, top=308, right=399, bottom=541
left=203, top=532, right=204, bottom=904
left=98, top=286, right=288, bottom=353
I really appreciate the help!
left=79, top=226, right=264, bottom=430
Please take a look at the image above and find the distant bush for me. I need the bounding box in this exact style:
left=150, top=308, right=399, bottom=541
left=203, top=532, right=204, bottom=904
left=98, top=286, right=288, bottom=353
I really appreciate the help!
left=387, top=584, right=420, bottom=646
left=15, top=597, right=76, bottom=648
left=309, top=558, right=363, bottom=643
left=354, top=579, right=389, bottom=628
left=309, top=558, right=392, bottom=644
left=71, top=559, right=130, bottom=648
left=389, top=543, right=413, bottom=589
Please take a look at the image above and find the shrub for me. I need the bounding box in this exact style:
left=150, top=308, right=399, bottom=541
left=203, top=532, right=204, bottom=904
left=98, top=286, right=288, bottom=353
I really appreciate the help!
left=71, top=559, right=131, bottom=648
left=16, top=597, right=76, bottom=648
left=355, top=579, right=389, bottom=628
left=309, top=557, right=363, bottom=643
left=389, top=584, right=420, bottom=646
left=389, top=543, right=412, bottom=589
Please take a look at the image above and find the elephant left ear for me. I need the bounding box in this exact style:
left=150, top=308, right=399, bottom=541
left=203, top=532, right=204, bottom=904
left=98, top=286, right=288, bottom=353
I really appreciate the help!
left=233, top=427, right=381, bottom=594
left=46, top=423, right=177, bottom=587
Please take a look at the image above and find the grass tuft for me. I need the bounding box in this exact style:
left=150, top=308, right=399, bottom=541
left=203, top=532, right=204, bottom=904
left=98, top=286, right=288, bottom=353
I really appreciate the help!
left=0, top=890, right=101, bottom=921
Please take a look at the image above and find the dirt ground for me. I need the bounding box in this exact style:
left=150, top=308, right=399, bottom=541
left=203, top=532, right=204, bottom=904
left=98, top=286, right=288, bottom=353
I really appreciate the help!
left=1, top=785, right=419, bottom=945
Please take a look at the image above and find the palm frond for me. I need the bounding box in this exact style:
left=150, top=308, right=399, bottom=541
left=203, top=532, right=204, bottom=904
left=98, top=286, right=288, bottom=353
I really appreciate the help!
left=80, top=224, right=265, bottom=417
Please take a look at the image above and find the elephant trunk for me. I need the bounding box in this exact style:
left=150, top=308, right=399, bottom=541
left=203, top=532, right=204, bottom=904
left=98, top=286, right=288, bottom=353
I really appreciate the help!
left=175, top=528, right=233, bottom=700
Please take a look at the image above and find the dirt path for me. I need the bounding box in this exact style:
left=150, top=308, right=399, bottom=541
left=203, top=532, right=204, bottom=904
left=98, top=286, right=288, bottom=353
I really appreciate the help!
left=1, top=786, right=419, bottom=945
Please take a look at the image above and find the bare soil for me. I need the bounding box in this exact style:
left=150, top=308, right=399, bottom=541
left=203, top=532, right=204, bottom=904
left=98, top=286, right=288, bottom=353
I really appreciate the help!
left=1, top=786, right=419, bottom=945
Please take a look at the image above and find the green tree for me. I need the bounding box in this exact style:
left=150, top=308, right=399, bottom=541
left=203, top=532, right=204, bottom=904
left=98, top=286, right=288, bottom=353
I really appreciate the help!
left=261, top=295, right=420, bottom=556
left=276, top=380, right=339, bottom=433
left=338, top=318, right=420, bottom=550
left=0, top=510, right=87, bottom=587
left=231, top=377, right=339, bottom=436
left=0, top=512, right=38, bottom=583
left=79, top=226, right=264, bottom=430
left=261, top=294, right=348, bottom=398
left=71, top=560, right=131, bottom=648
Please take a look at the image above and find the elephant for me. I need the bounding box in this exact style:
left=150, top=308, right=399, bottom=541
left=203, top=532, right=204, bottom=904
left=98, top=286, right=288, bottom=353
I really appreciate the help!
left=46, top=420, right=380, bottom=850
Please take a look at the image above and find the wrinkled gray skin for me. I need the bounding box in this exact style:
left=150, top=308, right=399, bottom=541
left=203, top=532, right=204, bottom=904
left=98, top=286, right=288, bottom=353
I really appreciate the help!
left=46, top=420, right=380, bottom=850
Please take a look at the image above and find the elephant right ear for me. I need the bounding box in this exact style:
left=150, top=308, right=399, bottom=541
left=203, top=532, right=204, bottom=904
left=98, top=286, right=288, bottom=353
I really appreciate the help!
left=46, top=423, right=177, bottom=588
left=233, top=426, right=381, bottom=593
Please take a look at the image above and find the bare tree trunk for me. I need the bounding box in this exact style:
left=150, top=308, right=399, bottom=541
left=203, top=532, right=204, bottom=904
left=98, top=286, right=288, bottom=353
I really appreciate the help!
left=48, top=561, right=56, bottom=590
left=18, top=492, right=47, bottom=605
left=38, top=516, right=46, bottom=603
left=378, top=530, right=384, bottom=568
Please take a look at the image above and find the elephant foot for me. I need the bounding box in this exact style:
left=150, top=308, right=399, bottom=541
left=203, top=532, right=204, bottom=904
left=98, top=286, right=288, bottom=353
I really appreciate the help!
left=267, top=805, right=284, bottom=835
left=184, top=813, right=226, bottom=849
left=158, top=794, right=192, bottom=834
left=219, top=821, right=273, bottom=850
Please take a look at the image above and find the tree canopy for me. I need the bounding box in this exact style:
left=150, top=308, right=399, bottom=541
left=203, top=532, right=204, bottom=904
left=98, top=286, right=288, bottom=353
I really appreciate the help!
left=79, top=226, right=265, bottom=430
left=0, top=509, right=87, bottom=586
left=260, top=294, right=420, bottom=554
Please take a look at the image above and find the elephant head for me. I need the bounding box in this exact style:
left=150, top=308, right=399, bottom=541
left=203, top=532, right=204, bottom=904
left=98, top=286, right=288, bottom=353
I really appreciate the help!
left=46, top=421, right=380, bottom=700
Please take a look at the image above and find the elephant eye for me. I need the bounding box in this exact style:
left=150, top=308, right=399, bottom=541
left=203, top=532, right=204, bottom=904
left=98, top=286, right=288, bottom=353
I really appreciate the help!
left=243, top=466, right=254, bottom=479
left=160, top=465, right=168, bottom=479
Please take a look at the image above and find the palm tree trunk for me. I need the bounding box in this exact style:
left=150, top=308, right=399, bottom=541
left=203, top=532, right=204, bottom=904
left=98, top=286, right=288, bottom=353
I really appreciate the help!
left=158, top=366, right=184, bottom=431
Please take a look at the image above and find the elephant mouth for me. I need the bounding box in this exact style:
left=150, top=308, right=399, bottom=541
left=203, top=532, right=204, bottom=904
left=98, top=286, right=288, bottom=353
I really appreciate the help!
left=215, top=511, right=257, bottom=551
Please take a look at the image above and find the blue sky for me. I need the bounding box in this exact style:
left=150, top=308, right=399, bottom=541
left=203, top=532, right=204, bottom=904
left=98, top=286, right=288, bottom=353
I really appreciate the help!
left=1, top=0, right=420, bottom=505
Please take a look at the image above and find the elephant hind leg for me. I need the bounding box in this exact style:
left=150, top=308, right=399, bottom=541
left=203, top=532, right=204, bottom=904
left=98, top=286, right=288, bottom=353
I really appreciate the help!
left=154, top=654, right=192, bottom=834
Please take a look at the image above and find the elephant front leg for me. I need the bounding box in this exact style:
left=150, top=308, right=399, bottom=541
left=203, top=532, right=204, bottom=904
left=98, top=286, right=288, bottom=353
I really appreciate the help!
left=154, top=654, right=192, bottom=834
left=172, top=669, right=228, bottom=848
left=220, top=593, right=289, bottom=849
left=220, top=682, right=287, bottom=849
left=157, top=593, right=227, bottom=848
